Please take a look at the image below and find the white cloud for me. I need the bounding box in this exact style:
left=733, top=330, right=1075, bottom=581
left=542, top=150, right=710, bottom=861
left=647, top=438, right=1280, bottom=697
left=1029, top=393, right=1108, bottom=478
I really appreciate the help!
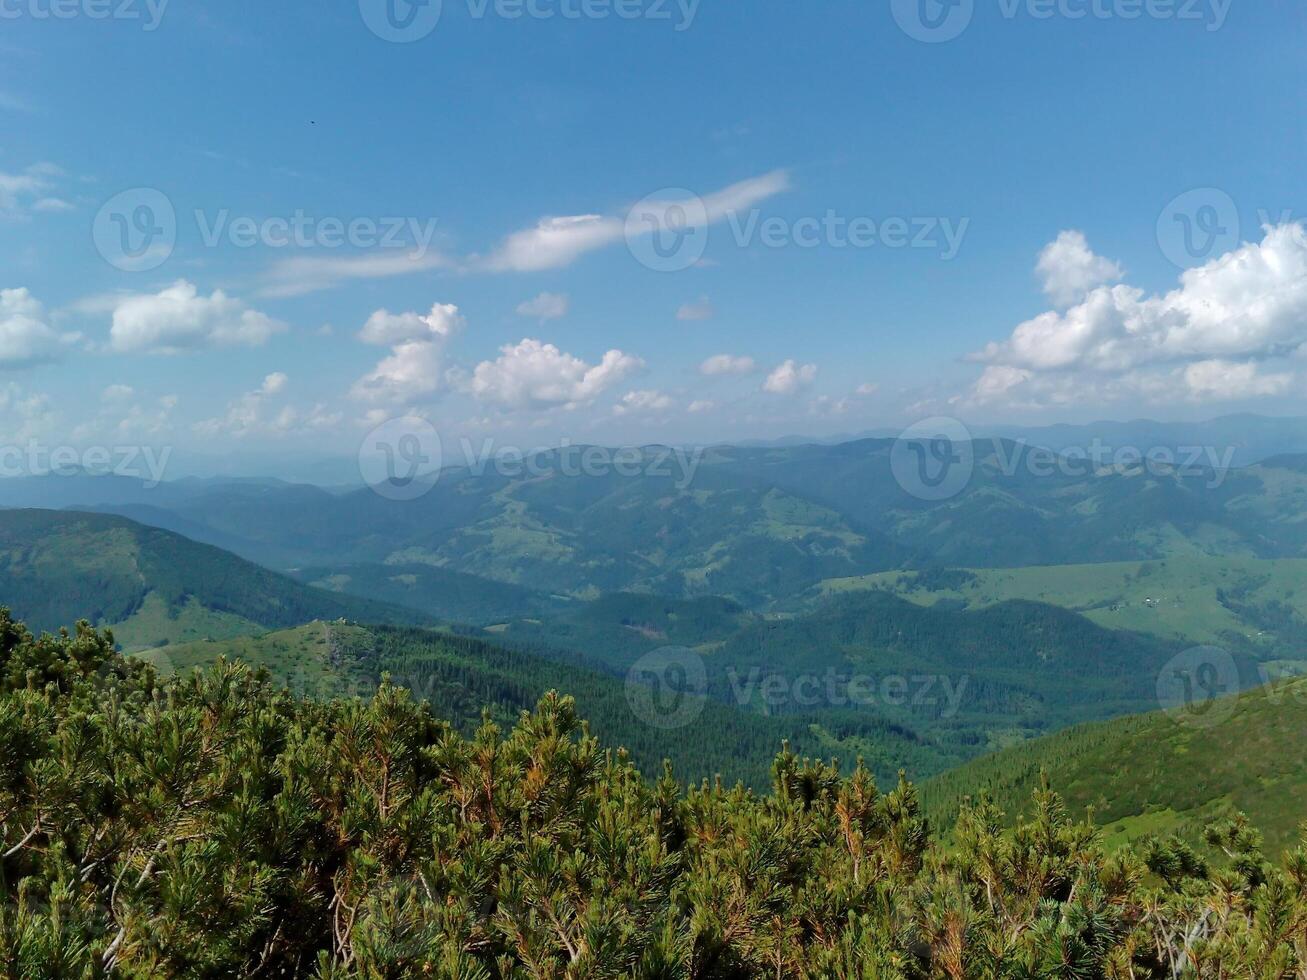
left=687, top=399, right=716, bottom=413
left=482, top=170, right=790, bottom=272
left=0, top=384, right=55, bottom=441
left=516, top=291, right=570, bottom=321
left=351, top=340, right=448, bottom=404
left=0, top=164, right=65, bottom=216
left=762, top=359, right=818, bottom=395
left=31, top=197, right=74, bottom=213
left=855, top=382, right=879, bottom=396
left=467, top=338, right=642, bottom=411
left=351, top=303, right=463, bottom=405
left=196, top=372, right=336, bottom=438
left=699, top=354, right=756, bottom=376
left=261, top=372, right=289, bottom=395
left=1182, top=359, right=1293, bottom=400
left=676, top=297, right=715, bottom=321
left=967, top=223, right=1307, bottom=408
left=0, top=288, right=78, bottom=366
left=358, top=303, right=463, bottom=346
left=73, top=388, right=177, bottom=441
left=110, top=281, right=286, bottom=354
left=260, top=251, right=451, bottom=298
left=1036, top=230, right=1124, bottom=307
left=487, top=214, right=619, bottom=273
left=613, top=389, right=674, bottom=415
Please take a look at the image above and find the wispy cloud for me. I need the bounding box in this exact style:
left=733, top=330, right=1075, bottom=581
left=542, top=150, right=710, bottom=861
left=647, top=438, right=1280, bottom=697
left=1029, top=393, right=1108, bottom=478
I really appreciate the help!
left=260, top=251, right=453, bottom=298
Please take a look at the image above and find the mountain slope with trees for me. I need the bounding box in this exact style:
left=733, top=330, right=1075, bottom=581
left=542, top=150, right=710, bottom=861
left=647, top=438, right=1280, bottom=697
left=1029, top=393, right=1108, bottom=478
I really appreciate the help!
left=4, top=611, right=1305, bottom=978
left=0, top=510, right=421, bottom=649
left=923, top=676, right=1307, bottom=854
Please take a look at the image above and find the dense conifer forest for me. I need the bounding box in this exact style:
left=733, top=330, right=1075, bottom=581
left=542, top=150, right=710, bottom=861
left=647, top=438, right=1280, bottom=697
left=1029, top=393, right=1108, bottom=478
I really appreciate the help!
left=4, top=612, right=1306, bottom=977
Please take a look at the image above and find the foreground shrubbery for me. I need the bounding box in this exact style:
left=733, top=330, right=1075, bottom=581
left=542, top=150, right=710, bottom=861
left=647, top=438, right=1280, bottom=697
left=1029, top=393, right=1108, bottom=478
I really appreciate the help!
left=2, top=612, right=1306, bottom=978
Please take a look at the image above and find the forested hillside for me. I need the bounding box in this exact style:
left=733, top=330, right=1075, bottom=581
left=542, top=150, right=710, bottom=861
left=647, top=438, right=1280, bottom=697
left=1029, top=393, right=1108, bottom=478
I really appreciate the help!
left=164, top=621, right=959, bottom=788
left=0, top=510, right=420, bottom=649
left=923, top=674, right=1307, bottom=855
left=5, top=612, right=1306, bottom=978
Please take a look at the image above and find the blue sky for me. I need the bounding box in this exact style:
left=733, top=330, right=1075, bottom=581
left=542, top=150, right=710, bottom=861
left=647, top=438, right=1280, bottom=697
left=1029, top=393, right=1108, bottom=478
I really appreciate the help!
left=2, top=0, right=1306, bottom=466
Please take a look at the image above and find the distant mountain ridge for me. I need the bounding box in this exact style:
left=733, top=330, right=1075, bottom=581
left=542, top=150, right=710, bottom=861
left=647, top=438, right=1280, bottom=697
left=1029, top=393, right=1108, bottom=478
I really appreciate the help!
left=4, top=416, right=1306, bottom=608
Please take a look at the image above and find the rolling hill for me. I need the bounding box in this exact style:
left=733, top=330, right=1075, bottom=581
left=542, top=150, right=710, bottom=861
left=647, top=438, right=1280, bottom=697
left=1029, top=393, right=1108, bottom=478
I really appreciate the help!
left=0, top=509, right=424, bottom=650
left=819, top=555, right=1307, bottom=655
left=922, top=675, right=1307, bottom=854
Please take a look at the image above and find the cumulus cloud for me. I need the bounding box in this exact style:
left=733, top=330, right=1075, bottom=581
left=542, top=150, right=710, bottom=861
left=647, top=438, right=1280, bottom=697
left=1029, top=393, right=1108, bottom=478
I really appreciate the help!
left=967, top=224, right=1307, bottom=407
left=358, top=303, right=464, bottom=346
left=1036, top=230, right=1124, bottom=307
left=699, top=354, right=756, bottom=376
left=1182, top=360, right=1293, bottom=400
left=351, top=303, right=463, bottom=405
left=0, top=288, right=78, bottom=366
left=197, top=372, right=339, bottom=437
left=687, top=399, right=716, bottom=414
left=482, top=170, right=789, bottom=272
left=0, top=383, right=55, bottom=441
left=516, top=292, right=570, bottom=320
left=762, top=359, right=818, bottom=395
left=613, top=389, right=674, bottom=415
left=110, top=281, right=285, bottom=354
left=74, top=388, right=178, bottom=441
left=351, top=340, right=448, bottom=404
left=466, top=338, right=642, bottom=411
left=676, top=297, right=715, bottom=321
left=261, top=371, right=289, bottom=395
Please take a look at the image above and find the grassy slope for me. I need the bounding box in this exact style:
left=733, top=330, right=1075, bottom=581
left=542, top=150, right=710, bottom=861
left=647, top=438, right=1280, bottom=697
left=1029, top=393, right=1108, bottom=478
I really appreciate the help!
left=922, top=677, right=1307, bottom=855
left=821, top=556, right=1307, bottom=650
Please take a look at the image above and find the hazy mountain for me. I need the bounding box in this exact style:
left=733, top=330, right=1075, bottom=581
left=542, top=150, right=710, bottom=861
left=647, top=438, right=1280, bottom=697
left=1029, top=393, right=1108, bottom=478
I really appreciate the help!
left=10, top=422, right=1307, bottom=608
